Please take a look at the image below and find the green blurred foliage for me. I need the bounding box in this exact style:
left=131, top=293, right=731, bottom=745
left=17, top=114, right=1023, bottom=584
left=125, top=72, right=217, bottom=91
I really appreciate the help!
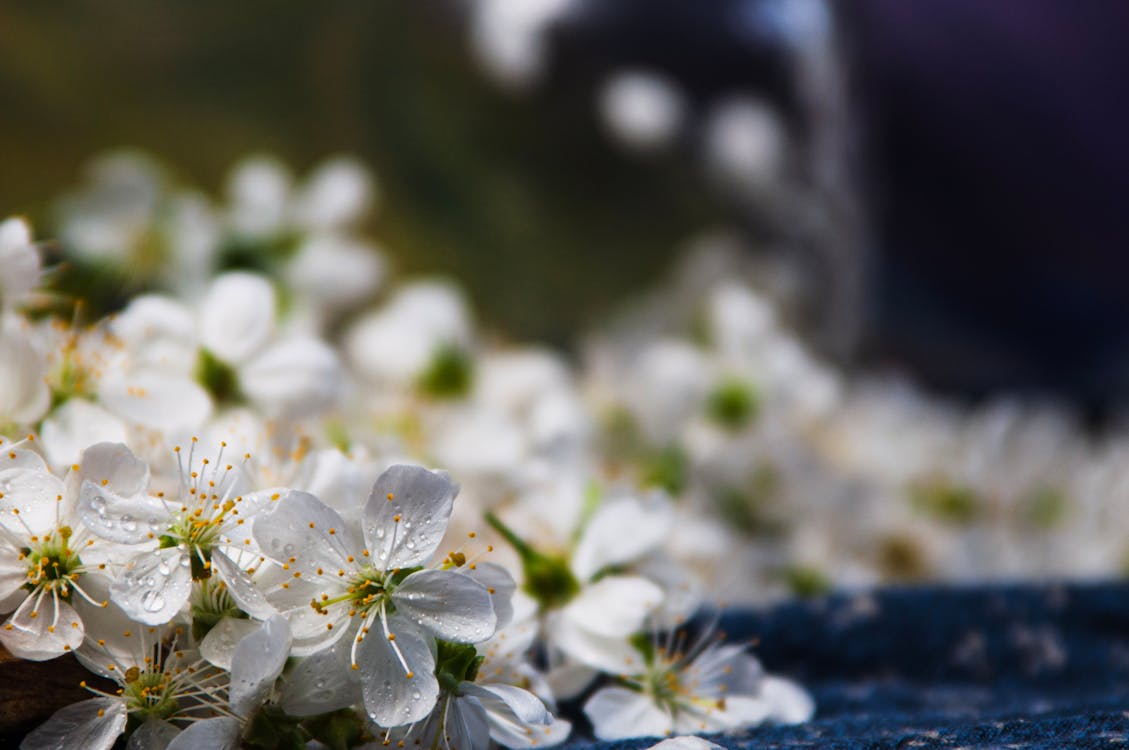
left=0, top=1, right=721, bottom=343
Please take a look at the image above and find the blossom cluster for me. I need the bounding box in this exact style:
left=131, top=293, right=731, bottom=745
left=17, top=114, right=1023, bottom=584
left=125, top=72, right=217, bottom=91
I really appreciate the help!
left=0, top=153, right=815, bottom=749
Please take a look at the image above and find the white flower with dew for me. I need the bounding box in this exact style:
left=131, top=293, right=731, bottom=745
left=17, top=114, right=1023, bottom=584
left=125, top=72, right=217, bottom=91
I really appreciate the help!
left=249, top=464, right=499, bottom=727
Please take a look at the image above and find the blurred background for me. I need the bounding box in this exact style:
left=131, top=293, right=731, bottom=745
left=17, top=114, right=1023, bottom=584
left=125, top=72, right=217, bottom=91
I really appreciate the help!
left=3, top=0, right=1129, bottom=407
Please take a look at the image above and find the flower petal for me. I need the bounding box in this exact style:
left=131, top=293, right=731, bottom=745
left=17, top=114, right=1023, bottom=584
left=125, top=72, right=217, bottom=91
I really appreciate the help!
left=230, top=615, right=292, bottom=717
left=98, top=372, right=213, bottom=432
left=562, top=575, right=663, bottom=638
left=571, top=494, right=673, bottom=581
left=165, top=717, right=241, bottom=750
left=126, top=718, right=180, bottom=750
left=583, top=686, right=672, bottom=740
left=760, top=675, right=815, bottom=724
left=210, top=549, right=276, bottom=620
left=0, top=328, right=50, bottom=425
left=645, top=737, right=727, bottom=750
left=110, top=548, right=192, bottom=625
left=199, top=616, right=262, bottom=671
left=392, top=569, right=496, bottom=643
left=251, top=491, right=355, bottom=575
left=73, top=442, right=150, bottom=497
left=460, top=682, right=554, bottom=746
left=198, top=272, right=276, bottom=364
left=20, top=697, right=127, bottom=750
left=240, top=338, right=341, bottom=419
left=0, top=545, right=28, bottom=605
left=0, top=467, right=65, bottom=537
left=278, top=636, right=361, bottom=717
left=441, top=695, right=491, bottom=750
left=547, top=613, right=645, bottom=675
left=363, top=464, right=458, bottom=569
left=78, top=478, right=170, bottom=545
left=0, top=595, right=84, bottom=660
left=358, top=616, right=439, bottom=727
left=40, top=400, right=128, bottom=471
left=463, top=562, right=516, bottom=629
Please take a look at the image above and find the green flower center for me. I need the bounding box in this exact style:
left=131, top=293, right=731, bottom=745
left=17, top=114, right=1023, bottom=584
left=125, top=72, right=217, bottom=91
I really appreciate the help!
left=706, top=378, right=759, bottom=430
left=195, top=347, right=242, bottom=406
left=485, top=512, right=580, bottom=611
left=417, top=345, right=474, bottom=399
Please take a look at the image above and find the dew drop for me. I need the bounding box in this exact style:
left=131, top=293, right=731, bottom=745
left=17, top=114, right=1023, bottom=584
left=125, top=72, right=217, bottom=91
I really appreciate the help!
left=140, top=590, right=165, bottom=613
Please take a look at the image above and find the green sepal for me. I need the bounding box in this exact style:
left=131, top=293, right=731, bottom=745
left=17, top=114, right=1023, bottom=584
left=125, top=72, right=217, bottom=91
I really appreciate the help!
left=301, top=708, right=365, bottom=750
left=244, top=704, right=309, bottom=750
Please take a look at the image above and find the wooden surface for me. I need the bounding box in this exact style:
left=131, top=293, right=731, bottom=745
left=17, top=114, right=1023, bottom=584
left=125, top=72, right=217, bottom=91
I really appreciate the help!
left=0, top=645, right=109, bottom=739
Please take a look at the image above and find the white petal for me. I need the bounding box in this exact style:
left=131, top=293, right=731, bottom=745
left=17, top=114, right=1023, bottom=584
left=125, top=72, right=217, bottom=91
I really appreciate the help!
left=562, top=575, right=663, bottom=638
left=463, top=562, right=516, bottom=629
left=0, top=440, right=47, bottom=471
left=0, top=216, right=31, bottom=249
left=0, top=218, right=38, bottom=304
left=110, top=294, right=197, bottom=371
left=292, top=156, right=376, bottom=229
left=78, top=478, right=170, bottom=544
left=0, top=545, right=28, bottom=604
left=687, top=643, right=762, bottom=695
left=199, top=616, right=262, bottom=671
left=441, top=696, right=491, bottom=750
left=20, top=698, right=127, bottom=750
left=363, top=464, right=458, bottom=569
left=571, top=494, right=673, bottom=581
left=0, top=467, right=65, bottom=536
left=40, top=400, right=128, bottom=471
left=74, top=578, right=153, bottom=677
left=547, top=614, right=645, bottom=675
left=198, top=272, right=276, bottom=364
left=392, top=569, right=496, bottom=643
left=98, top=373, right=212, bottom=431
left=251, top=491, right=355, bottom=575
left=240, top=338, right=341, bottom=419
left=211, top=549, right=276, bottom=620
left=460, top=682, right=552, bottom=746
left=278, top=636, right=361, bottom=717
left=226, top=156, right=292, bottom=237
left=645, top=737, right=727, bottom=750
left=110, top=548, right=192, bottom=625
left=0, top=595, right=84, bottom=660
left=112, top=294, right=196, bottom=345
left=230, top=614, right=292, bottom=717
left=0, top=328, right=49, bottom=424
left=760, top=675, right=815, bottom=724
left=165, top=717, right=241, bottom=750
left=285, top=234, right=383, bottom=309
left=583, top=686, right=671, bottom=740
left=73, top=442, right=150, bottom=497
left=126, top=718, right=179, bottom=750
left=358, top=617, right=438, bottom=727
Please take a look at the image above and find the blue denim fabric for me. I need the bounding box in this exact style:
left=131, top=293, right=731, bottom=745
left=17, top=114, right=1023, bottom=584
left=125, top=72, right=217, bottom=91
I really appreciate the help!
left=564, top=583, right=1129, bottom=749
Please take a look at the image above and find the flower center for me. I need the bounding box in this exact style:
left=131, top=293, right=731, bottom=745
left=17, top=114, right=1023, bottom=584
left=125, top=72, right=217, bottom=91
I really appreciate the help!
left=194, top=347, right=243, bottom=405
left=706, top=378, right=759, bottom=430
left=484, top=512, right=580, bottom=610
left=123, top=667, right=180, bottom=721
left=190, top=577, right=247, bottom=641
left=22, top=526, right=82, bottom=599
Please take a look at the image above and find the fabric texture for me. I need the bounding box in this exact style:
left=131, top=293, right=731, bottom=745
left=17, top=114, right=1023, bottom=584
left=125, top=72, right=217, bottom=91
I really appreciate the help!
left=565, top=583, right=1129, bottom=749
